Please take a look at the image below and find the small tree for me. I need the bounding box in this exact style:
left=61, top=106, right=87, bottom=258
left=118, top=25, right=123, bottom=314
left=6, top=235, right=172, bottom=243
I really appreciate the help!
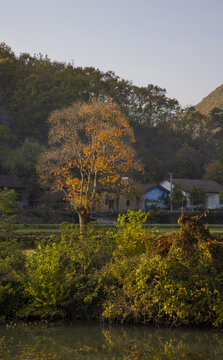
left=189, top=186, right=206, bottom=209
left=37, top=100, right=142, bottom=229
left=170, top=183, right=185, bottom=210
left=3, top=138, right=45, bottom=194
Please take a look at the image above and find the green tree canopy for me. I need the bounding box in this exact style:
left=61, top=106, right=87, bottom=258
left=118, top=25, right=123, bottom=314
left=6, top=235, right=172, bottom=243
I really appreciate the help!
left=203, top=160, right=223, bottom=184
left=3, top=138, right=45, bottom=192
left=170, top=183, right=185, bottom=210
left=189, top=186, right=206, bottom=209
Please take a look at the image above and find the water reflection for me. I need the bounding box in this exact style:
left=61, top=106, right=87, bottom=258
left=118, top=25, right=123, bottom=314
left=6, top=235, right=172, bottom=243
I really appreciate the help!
left=0, top=323, right=223, bottom=359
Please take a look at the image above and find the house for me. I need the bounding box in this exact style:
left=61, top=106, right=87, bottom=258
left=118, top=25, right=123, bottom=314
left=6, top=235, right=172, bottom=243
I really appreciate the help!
left=96, top=183, right=170, bottom=213
left=97, top=178, right=223, bottom=213
left=160, top=178, right=223, bottom=209
left=140, top=183, right=169, bottom=210
left=97, top=192, right=139, bottom=213
left=0, top=175, right=27, bottom=208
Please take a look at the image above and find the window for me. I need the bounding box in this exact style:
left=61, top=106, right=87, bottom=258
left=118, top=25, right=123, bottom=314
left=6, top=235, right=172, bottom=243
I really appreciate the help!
left=126, top=199, right=130, bottom=207
left=109, top=199, right=115, bottom=209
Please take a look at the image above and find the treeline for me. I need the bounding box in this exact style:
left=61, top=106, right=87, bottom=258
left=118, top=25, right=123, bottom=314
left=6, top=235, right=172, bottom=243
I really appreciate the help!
left=1, top=42, right=223, bottom=185
left=1, top=210, right=223, bottom=327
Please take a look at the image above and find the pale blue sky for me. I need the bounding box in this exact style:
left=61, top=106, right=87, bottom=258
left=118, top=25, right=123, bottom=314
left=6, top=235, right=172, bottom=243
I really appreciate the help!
left=1, top=0, right=223, bottom=106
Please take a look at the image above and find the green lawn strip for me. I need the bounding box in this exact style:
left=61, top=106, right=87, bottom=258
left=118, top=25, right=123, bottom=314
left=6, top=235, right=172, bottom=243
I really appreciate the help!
left=17, top=223, right=60, bottom=229
left=15, top=223, right=223, bottom=234
left=16, top=228, right=60, bottom=233
left=147, top=225, right=223, bottom=234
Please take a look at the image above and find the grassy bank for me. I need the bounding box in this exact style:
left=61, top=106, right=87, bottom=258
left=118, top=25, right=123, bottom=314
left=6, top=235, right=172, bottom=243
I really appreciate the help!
left=14, top=223, right=223, bottom=236
left=1, top=211, right=223, bottom=327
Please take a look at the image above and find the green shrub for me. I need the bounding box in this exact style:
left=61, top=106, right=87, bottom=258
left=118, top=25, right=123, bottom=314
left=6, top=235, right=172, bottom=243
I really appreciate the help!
left=0, top=188, right=17, bottom=234
left=19, top=222, right=116, bottom=320
left=0, top=238, right=26, bottom=320
left=19, top=236, right=73, bottom=318
left=1, top=211, right=223, bottom=326
left=102, top=212, right=223, bottom=326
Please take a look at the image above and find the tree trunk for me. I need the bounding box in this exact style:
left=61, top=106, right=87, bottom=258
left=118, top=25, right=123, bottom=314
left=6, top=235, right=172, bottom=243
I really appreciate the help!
left=78, top=211, right=88, bottom=237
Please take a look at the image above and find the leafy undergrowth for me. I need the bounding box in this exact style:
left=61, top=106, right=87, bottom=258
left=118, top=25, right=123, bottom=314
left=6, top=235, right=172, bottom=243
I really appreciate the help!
left=0, top=211, right=223, bottom=327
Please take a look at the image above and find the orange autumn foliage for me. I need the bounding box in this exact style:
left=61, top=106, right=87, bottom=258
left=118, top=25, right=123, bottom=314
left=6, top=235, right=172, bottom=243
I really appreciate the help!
left=37, top=99, right=142, bottom=223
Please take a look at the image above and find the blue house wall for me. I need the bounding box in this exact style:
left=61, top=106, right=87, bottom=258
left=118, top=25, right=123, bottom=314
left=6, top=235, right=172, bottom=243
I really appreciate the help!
left=142, top=186, right=169, bottom=210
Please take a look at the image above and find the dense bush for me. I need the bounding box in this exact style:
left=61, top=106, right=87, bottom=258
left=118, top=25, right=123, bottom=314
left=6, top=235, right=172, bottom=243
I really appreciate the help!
left=0, top=211, right=223, bottom=327
left=101, top=211, right=223, bottom=326
left=17, top=223, right=116, bottom=320
left=0, top=238, right=26, bottom=321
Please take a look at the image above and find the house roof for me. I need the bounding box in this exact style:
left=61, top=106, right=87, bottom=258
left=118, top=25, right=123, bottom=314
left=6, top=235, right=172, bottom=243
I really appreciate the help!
left=172, top=178, right=223, bottom=193
left=141, top=183, right=170, bottom=194
left=0, top=175, right=25, bottom=189
left=141, top=183, right=154, bottom=192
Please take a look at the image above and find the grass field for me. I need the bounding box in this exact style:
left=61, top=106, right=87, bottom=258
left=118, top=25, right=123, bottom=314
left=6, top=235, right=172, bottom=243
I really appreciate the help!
left=155, top=227, right=223, bottom=233
left=15, top=223, right=223, bottom=234
left=16, top=228, right=60, bottom=233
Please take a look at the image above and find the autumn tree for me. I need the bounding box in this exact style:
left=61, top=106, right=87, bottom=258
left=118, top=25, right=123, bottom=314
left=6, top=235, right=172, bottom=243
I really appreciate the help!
left=37, top=100, right=141, bottom=228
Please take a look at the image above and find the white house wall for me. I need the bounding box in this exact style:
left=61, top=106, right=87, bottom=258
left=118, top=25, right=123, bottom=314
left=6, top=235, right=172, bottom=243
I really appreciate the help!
left=160, top=180, right=221, bottom=209
left=206, top=193, right=219, bottom=209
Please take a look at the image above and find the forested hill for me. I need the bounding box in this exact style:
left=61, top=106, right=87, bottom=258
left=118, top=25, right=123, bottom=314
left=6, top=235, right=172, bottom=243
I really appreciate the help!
left=1, top=42, right=223, bottom=187
left=196, top=84, right=223, bottom=115
left=0, top=42, right=179, bottom=142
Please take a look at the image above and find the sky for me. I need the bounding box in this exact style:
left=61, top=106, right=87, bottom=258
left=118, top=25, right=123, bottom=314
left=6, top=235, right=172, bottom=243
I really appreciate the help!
left=1, top=0, right=223, bottom=107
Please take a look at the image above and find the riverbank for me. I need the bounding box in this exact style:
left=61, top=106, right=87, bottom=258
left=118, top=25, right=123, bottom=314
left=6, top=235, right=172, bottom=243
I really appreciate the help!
left=1, top=210, right=223, bottom=328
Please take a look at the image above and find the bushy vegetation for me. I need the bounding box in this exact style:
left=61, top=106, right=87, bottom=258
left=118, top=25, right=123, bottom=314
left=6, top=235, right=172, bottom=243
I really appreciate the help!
left=0, top=188, right=17, bottom=234
left=0, top=210, right=223, bottom=327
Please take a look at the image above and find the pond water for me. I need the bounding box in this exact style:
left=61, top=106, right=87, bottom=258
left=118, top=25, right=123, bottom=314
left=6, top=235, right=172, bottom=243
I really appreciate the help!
left=0, top=322, right=223, bottom=359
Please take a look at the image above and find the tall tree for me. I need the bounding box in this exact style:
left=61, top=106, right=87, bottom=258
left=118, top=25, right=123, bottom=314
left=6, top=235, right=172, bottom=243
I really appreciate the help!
left=37, top=100, right=142, bottom=228
left=127, top=84, right=180, bottom=127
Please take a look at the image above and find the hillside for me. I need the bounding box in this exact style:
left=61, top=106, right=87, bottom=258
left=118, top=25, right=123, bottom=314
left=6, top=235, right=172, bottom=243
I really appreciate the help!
left=196, top=84, right=223, bottom=115
left=1, top=42, right=223, bottom=185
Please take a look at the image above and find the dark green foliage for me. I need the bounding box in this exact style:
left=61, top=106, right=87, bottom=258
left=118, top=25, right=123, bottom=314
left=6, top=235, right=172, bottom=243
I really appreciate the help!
left=0, top=189, right=25, bottom=321
left=0, top=237, right=26, bottom=321
left=170, top=183, right=186, bottom=210
left=189, top=185, right=206, bottom=209
left=2, top=42, right=223, bottom=181
left=0, top=42, right=180, bottom=144
left=204, top=160, right=223, bottom=184
left=3, top=138, right=45, bottom=192
left=0, top=188, right=17, bottom=234
left=0, top=42, right=182, bottom=182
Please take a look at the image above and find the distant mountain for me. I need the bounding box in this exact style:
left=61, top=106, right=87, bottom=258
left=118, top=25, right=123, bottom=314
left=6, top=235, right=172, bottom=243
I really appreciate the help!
left=196, top=84, right=223, bottom=115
